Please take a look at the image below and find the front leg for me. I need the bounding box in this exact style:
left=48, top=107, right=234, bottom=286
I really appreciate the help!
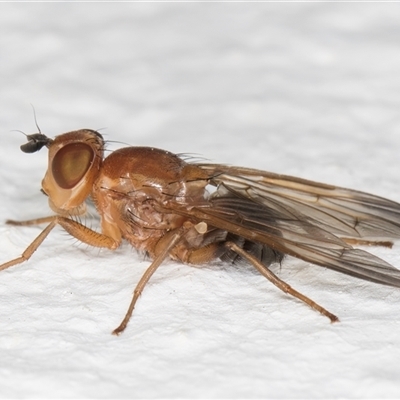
left=7, top=216, right=57, bottom=226
left=0, top=216, right=120, bottom=272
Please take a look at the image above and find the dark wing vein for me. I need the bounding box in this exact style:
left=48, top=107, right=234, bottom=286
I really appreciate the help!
left=178, top=164, right=400, bottom=287
left=196, top=196, right=400, bottom=287
left=199, top=164, right=400, bottom=239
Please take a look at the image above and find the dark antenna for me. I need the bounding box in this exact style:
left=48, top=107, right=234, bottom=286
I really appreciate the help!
left=31, top=104, right=41, bottom=135
left=19, top=106, right=53, bottom=153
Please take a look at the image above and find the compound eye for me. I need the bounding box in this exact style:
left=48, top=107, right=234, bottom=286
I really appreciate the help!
left=52, top=143, right=94, bottom=189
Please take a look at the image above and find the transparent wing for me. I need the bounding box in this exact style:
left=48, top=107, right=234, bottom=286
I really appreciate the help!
left=180, top=164, right=400, bottom=287
left=199, top=164, right=400, bottom=240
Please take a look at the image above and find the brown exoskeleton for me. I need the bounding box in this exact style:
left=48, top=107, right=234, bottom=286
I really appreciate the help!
left=3, top=129, right=400, bottom=334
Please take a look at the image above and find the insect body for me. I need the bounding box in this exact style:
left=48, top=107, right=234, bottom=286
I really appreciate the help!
left=3, top=129, right=400, bottom=334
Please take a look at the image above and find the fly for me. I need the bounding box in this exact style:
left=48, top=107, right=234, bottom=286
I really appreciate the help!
left=3, top=129, right=400, bottom=334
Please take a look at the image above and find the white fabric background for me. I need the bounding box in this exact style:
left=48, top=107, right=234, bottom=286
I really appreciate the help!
left=1, top=3, right=400, bottom=398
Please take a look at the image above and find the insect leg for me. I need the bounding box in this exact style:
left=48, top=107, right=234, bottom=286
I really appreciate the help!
left=56, top=217, right=118, bottom=249
left=112, top=226, right=189, bottom=335
left=225, top=241, right=339, bottom=323
left=1, top=216, right=120, bottom=272
left=0, top=219, right=57, bottom=271
left=6, top=216, right=57, bottom=226
left=183, top=243, right=223, bottom=264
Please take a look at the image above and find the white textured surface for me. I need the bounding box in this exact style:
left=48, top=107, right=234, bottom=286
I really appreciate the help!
left=1, top=3, right=400, bottom=398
